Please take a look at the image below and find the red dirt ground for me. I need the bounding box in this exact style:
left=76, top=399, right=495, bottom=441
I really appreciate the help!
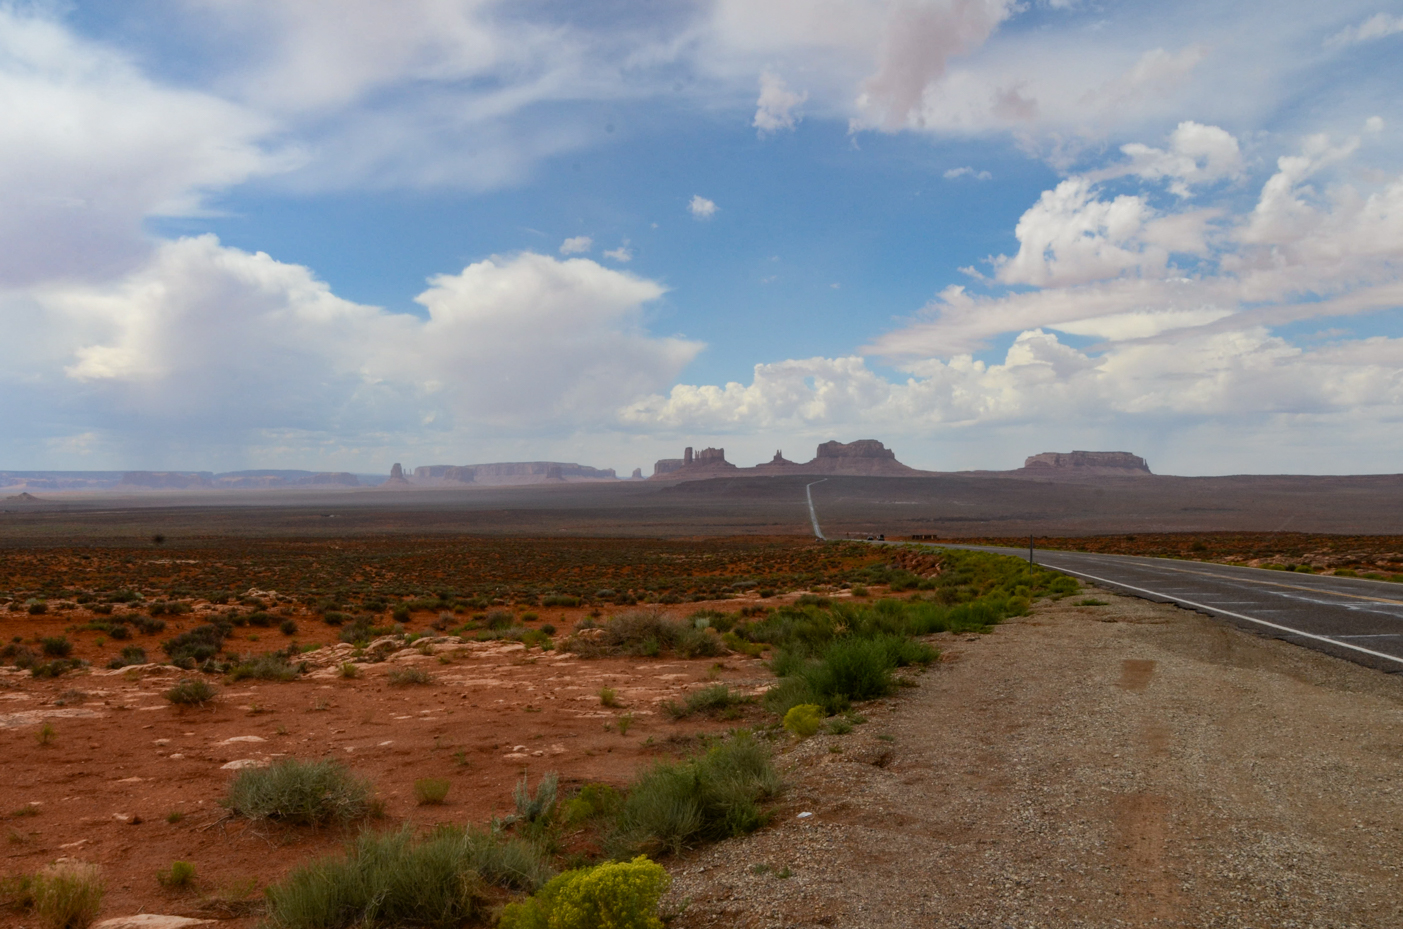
left=0, top=590, right=851, bottom=926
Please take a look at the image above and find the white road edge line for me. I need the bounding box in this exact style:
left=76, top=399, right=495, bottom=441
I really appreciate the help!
left=1048, top=565, right=1403, bottom=667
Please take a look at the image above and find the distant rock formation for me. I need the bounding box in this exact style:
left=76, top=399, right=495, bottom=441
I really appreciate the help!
left=631, top=468, right=643, bottom=480
left=653, top=439, right=918, bottom=480
left=293, top=472, right=360, bottom=487
left=1022, top=451, right=1151, bottom=475
left=117, top=472, right=214, bottom=490
left=386, top=463, right=411, bottom=485
left=651, top=447, right=737, bottom=479
left=411, top=462, right=617, bottom=486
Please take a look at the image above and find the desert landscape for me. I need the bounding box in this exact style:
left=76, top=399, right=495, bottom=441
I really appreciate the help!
left=2, top=526, right=1400, bottom=928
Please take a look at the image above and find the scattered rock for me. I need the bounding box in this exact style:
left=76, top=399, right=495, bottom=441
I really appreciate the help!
left=220, top=759, right=267, bottom=770
left=94, top=916, right=214, bottom=929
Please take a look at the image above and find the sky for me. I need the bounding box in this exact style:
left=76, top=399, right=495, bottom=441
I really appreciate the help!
left=2, top=0, right=1402, bottom=477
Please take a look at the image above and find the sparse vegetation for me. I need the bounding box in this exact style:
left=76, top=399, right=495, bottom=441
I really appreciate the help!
left=226, top=758, right=376, bottom=826
left=31, top=862, right=103, bottom=929
left=227, top=651, right=302, bottom=682
left=35, top=723, right=56, bottom=746
left=608, top=731, right=780, bottom=857
left=40, top=636, right=72, bottom=658
left=567, top=610, right=725, bottom=659
left=661, top=683, right=746, bottom=720
left=598, top=685, right=620, bottom=707
left=262, top=825, right=555, bottom=929
left=157, top=860, right=197, bottom=889
left=387, top=666, right=432, bottom=686
left=165, top=679, right=217, bottom=706
left=414, top=778, right=451, bottom=805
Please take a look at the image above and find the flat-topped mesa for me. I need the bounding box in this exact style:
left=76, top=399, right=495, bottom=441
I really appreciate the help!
left=117, top=471, right=215, bottom=490
left=816, top=439, right=897, bottom=461
left=1022, top=451, right=1152, bottom=474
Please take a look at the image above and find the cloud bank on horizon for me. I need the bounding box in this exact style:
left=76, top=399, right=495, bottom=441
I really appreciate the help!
left=0, top=1, right=1401, bottom=476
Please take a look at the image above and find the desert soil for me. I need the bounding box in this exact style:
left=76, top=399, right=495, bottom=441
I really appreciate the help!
left=666, top=588, right=1403, bottom=928
left=4, top=586, right=1402, bottom=928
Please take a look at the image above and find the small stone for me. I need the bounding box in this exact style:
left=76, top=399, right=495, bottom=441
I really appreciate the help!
left=220, top=758, right=267, bottom=770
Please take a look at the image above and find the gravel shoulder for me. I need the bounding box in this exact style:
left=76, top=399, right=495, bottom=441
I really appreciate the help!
left=667, top=589, right=1403, bottom=928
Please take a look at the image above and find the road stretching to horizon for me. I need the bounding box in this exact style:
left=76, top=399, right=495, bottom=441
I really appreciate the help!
left=922, top=544, right=1403, bottom=672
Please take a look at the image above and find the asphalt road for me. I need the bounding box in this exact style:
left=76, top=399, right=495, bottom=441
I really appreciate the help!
left=930, top=544, right=1403, bottom=673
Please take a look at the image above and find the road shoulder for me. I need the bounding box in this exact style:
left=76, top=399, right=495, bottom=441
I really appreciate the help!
left=666, top=588, right=1403, bottom=928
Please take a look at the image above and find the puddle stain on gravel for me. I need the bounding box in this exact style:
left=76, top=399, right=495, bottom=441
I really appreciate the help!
left=1117, top=658, right=1157, bottom=692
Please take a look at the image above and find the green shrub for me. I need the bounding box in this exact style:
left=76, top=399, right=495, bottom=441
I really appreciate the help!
left=414, top=778, right=451, bottom=805
left=131, top=615, right=166, bottom=635
left=610, top=732, right=780, bottom=856
left=32, top=862, right=103, bottom=929
left=562, top=783, right=622, bottom=827
left=40, top=637, right=72, bottom=658
left=31, top=659, right=84, bottom=679
left=165, top=679, right=217, bottom=706
left=542, top=594, right=581, bottom=608
left=499, top=856, right=669, bottom=929
left=280, top=619, right=299, bottom=636
left=157, top=860, right=196, bottom=889
left=263, top=827, right=482, bottom=929
left=387, top=666, right=432, bottom=686
left=27, top=600, right=47, bottom=615
left=226, top=758, right=375, bottom=826
left=264, top=825, right=554, bottom=929
left=783, top=704, right=823, bottom=738
left=162, top=623, right=227, bottom=666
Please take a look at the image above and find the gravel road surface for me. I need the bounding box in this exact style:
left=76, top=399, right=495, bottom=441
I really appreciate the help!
left=667, top=589, right=1403, bottom=928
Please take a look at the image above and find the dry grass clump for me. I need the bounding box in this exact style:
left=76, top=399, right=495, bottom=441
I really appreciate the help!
left=226, top=758, right=376, bottom=826
left=414, top=778, right=451, bottom=805
left=30, top=862, right=104, bottom=929
left=165, top=678, right=217, bottom=706
left=386, top=666, right=432, bottom=686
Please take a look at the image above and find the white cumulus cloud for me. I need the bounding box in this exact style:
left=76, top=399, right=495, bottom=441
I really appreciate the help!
left=27, top=239, right=701, bottom=455
left=689, top=195, right=718, bottom=219
left=944, top=166, right=992, bottom=180
left=560, top=235, right=593, bottom=254
left=754, top=71, right=807, bottom=135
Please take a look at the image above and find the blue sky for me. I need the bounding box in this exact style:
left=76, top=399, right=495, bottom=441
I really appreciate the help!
left=2, top=0, right=1402, bottom=476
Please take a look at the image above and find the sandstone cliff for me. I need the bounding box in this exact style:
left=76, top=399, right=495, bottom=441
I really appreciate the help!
left=1021, top=451, right=1151, bottom=476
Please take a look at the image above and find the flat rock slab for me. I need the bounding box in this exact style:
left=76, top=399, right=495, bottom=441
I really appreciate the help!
left=94, top=917, right=214, bottom=929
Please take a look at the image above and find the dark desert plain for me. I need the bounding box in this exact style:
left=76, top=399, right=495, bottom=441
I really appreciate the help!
left=4, top=471, right=1403, bottom=928
left=7, top=467, right=1403, bottom=542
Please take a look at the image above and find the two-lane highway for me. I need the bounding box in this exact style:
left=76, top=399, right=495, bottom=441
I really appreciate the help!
left=933, top=544, right=1403, bottom=672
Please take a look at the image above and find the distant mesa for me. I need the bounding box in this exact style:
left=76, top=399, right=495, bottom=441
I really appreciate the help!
left=1020, top=451, right=1152, bottom=475
left=408, top=461, right=617, bottom=486
left=631, top=468, right=644, bottom=480
left=4, top=492, right=42, bottom=504
left=118, top=471, right=215, bottom=490
left=385, top=463, right=411, bottom=485
left=652, top=439, right=919, bottom=480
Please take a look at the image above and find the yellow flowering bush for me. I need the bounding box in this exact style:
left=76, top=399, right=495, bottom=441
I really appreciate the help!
left=783, top=703, right=823, bottom=738
left=499, top=855, right=670, bottom=929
